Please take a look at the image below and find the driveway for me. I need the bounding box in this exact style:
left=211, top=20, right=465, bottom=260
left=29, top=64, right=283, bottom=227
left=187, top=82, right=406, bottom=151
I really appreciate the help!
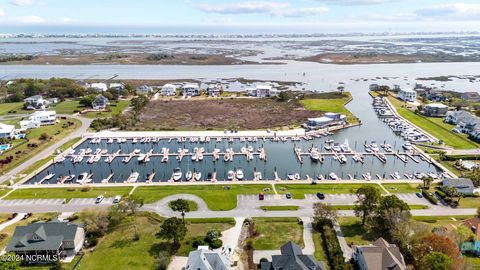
left=0, top=114, right=92, bottom=184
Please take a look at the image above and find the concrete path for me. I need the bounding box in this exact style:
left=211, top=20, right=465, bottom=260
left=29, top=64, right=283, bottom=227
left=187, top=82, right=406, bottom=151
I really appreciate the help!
left=167, top=256, right=188, bottom=270
left=0, top=213, right=26, bottom=232
left=300, top=217, right=315, bottom=255
left=0, top=114, right=92, bottom=184
left=220, top=217, right=245, bottom=253
left=333, top=220, right=353, bottom=261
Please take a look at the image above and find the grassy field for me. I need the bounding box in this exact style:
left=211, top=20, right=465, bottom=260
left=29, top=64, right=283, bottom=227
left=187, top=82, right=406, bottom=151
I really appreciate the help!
left=252, top=217, right=304, bottom=250
left=177, top=219, right=234, bottom=256
left=260, top=205, right=300, bottom=211
left=465, top=254, right=480, bottom=269
left=387, top=96, right=479, bottom=149
left=83, top=100, right=131, bottom=119
left=300, top=92, right=358, bottom=124
left=332, top=204, right=427, bottom=210
left=381, top=183, right=421, bottom=193
left=276, top=183, right=381, bottom=199
left=6, top=187, right=132, bottom=200
left=458, top=197, right=480, bottom=208
left=53, top=100, right=82, bottom=114
left=337, top=217, right=380, bottom=246
left=312, top=230, right=330, bottom=270
left=0, top=102, right=29, bottom=115
left=169, top=200, right=198, bottom=211
left=77, top=213, right=163, bottom=270
left=134, top=184, right=274, bottom=211
left=0, top=118, right=81, bottom=176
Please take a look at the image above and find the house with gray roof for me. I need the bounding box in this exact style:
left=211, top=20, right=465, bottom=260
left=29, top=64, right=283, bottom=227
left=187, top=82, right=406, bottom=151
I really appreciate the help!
left=353, top=238, right=406, bottom=270
left=185, top=247, right=230, bottom=270
left=6, top=221, right=85, bottom=263
left=442, top=178, right=480, bottom=196
left=92, top=95, right=110, bottom=110
left=260, top=241, right=326, bottom=270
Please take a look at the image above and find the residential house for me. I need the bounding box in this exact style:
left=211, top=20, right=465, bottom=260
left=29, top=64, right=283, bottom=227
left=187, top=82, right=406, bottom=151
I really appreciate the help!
left=109, top=83, right=125, bottom=91
left=92, top=95, right=110, bottom=110
left=398, top=89, right=417, bottom=103
left=207, top=84, right=222, bottom=97
left=20, top=111, right=56, bottom=130
left=185, top=246, right=230, bottom=270
left=353, top=238, right=407, bottom=270
left=24, top=95, right=48, bottom=110
left=161, top=84, right=177, bottom=96
left=136, top=85, right=153, bottom=95
left=86, top=83, right=108, bottom=92
left=445, top=110, right=480, bottom=135
left=305, top=112, right=347, bottom=129
left=260, top=241, right=326, bottom=270
left=461, top=92, right=480, bottom=102
left=425, top=90, right=447, bottom=102
left=441, top=178, right=480, bottom=196
left=182, top=83, right=200, bottom=97
left=0, top=122, right=15, bottom=138
left=6, top=221, right=85, bottom=263
left=246, top=85, right=278, bottom=98
left=423, top=103, right=448, bottom=117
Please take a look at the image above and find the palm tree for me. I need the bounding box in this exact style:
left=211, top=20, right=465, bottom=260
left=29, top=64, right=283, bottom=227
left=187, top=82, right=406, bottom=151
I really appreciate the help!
left=422, top=176, right=433, bottom=189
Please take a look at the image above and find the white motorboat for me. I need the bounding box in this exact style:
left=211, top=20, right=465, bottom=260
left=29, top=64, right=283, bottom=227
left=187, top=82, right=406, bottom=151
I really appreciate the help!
left=64, top=174, right=75, bottom=183
left=287, top=173, right=295, bottom=180
left=126, top=172, right=139, bottom=183
left=132, top=138, right=138, bottom=144
left=310, top=151, right=320, bottom=162
left=172, top=168, right=182, bottom=182
left=402, top=142, right=413, bottom=151
left=194, top=171, right=202, bottom=181
left=338, top=154, right=347, bottom=163
left=137, top=154, right=146, bottom=162
left=185, top=171, right=193, bottom=181
left=236, top=169, right=244, bottom=180
left=227, top=170, right=235, bottom=180
left=370, top=142, right=379, bottom=152
left=362, top=172, right=372, bottom=180
left=76, top=173, right=89, bottom=184
left=254, top=172, right=262, bottom=180
left=391, top=172, right=401, bottom=180
left=294, top=173, right=301, bottom=180
left=329, top=172, right=338, bottom=180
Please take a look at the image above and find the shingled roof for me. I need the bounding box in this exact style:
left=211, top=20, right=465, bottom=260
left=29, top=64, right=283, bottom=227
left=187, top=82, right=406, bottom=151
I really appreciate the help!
left=261, top=241, right=326, bottom=270
left=354, top=238, right=406, bottom=270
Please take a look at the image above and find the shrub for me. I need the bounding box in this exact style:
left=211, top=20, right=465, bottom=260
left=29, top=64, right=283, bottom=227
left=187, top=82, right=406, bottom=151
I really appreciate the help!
left=318, top=224, right=353, bottom=270
left=209, top=238, right=223, bottom=249
left=81, top=186, right=91, bottom=192
left=191, top=236, right=206, bottom=248
left=435, top=190, right=446, bottom=199
left=422, top=189, right=438, bottom=205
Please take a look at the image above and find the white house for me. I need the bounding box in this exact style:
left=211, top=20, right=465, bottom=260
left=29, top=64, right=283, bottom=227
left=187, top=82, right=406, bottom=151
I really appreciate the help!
left=305, top=113, right=347, bottom=129
left=0, top=123, right=15, bottom=138
left=24, top=95, right=48, bottom=110
left=136, top=85, right=153, bottom=95
left=20, top=119, right=40, bottom=130
left=160, top=84, right=177, bottom=96
left=182, top=83, right=200, bottom=96
left=87, top=83, right=108, bottom=92
left=109, top=83, right=125, bottom=91
left=29, top=111, right=57, bottom=126
left=207, top=84, right=222, bottom=97
left=247, top=85, right=278, bottom=98
left=398, top=88, right=417, bottom=103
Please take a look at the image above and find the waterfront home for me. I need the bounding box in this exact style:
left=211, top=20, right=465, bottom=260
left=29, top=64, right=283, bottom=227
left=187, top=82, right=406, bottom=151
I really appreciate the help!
left=461, top=92, right=480, bottom=102
left=109, top=83, right=125, bottom=91
left=445, top=110, right=480, bottom=135
left=24, top=95, right=48, bottom=110
left=0, top=122, right=15, bottom=138
left=425, top=89, right=448, bottom=102
left=161, top=84, right=177, bottom=96
left=185, top=246, right=230, bottom=270
left=247, top=85, right=278, bottom=98
left=353, top=238, right=407, bottom=270
left=305, top=112, right=347, bottom=129
left=260, top=241, right=326, bottom=270
left=182, top=83, right=200, bottom=96
left=398, top=88, right=417, bottom=103
left=6, top=221, right=85, bottom=263
left=207, top=84, right=222, bottom=97
left=20, top=111, right=57, bottom=129
left=422, top=103, right=448, bottom=117
left=86, top=82, right=108, bottom=92
left=92, top=95, right=110, bottom=110
left=441, top=178, right=480, bottom=196
left=136, top=85, right=153, bottom=95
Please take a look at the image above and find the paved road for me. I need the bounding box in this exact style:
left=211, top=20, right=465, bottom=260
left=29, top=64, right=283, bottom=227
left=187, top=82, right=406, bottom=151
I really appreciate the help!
left=0, top=114, right=92, bottom=184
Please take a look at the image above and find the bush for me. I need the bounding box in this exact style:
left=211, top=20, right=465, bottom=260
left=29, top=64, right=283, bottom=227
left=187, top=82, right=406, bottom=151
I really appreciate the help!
left=422, top=189, right=438, bottom=205
left=318, top=224, right=353, bottom=270
left=39, top=132, right=50, bottom=141
left=81, top=186, right=91, bottom=192
left=209, top=238, right=223, bottom=249
left=155, top=251, right=170, bottom=270
left=191, top=236, right=206, bottom=248
left=435, top=190, right=446, bottom=199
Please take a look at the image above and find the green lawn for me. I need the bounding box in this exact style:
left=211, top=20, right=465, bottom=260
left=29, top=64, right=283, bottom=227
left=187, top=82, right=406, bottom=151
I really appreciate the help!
left=337, top=217, right=379, bottom=246
left=301, top=92, right=358, bottom=124
left=387, top=96, right=479, bottom=149
left=260, top=205, right=300, bottom=211
left=251, top=217, right=304, bottom=250
left=134, top=184, right=274, bottom=211
left=312, top=230, right=330, bottom=269
left=76, top=213, right=164, bottom=270
left=6, top=187, right=133, bottom=200
left=83, top=100, right=131, bottom=119
left=169, top=200, right=198, bottom=212
left=0, top=187, right=11, bottom=198
left=458, top=197, right=480, bottom=208
left=177, top=220, right=234, bottom=256
left=0, top=102, right=28, bottom=115
left=276, top=183, right=381, bottom=199
left=381, top=183, right=421, bottom=193
left=0, top=118, right=81, bottom=176
left=412, top=215, right=474, bottom=226
left=53, top=100, right=82, bottom=114
left=465, top=254, right=480, bottom=269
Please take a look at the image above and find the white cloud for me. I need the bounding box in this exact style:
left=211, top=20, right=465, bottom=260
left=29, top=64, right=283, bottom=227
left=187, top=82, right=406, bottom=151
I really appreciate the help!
left=18, top=15, right=45, bottom=23
left=199, top=1, right=328, bottom=17
left=0, top=8, right=5, bottom=17
left=315, top=0, right=399, bottom=5
left=10, top=0, right=45, bottom=6
left=416, top=3, right=480, bottom=19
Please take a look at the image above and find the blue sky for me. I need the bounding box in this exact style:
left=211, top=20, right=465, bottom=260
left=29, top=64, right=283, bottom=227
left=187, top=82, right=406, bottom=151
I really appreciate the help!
left=1, top=0, right=480, bottom=33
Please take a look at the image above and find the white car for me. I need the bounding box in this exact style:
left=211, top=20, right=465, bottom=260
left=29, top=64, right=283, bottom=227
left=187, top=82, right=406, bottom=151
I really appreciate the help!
left=95, top=195, right=104, bottom=204
left=113, top=195, right=122, bottom=204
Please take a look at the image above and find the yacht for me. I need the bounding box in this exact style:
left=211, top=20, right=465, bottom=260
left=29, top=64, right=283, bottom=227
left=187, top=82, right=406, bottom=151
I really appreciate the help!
left=172, top=168, right=183, bottom=182
left=132, top=138, right=138, bottom=144
left=227, top=170, right=235, bottom=181
left=254, top=172, right=262, bottom=180
left=287, top=173, right=296, bottom=180
left=294, top=173, right=301, bottom=180
left=338, top=154, right=347, bottom=163
left=310, top=151, right=320, bottom=162
left=329, top=172, right=338, bottom=180
left=236, top=169, right=244, bottom=180
left=402, top=142, right=413, bottom=151
left=76, top=173, right=89, bottom=184
left=126, top=172, right=139, bottom=183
